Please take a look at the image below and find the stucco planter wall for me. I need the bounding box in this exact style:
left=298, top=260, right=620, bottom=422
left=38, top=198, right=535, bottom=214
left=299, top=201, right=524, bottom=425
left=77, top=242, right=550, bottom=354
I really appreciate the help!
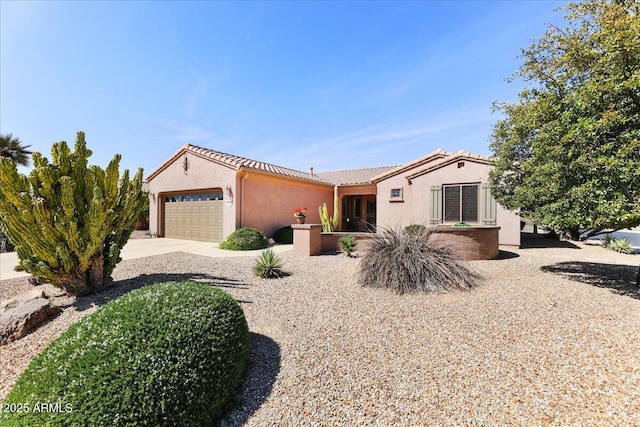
left=293, top=225, right=500, bottom=260
left=320, top=232, right=376, bottom=253
left=292, top=227, right=376, bottom=256
left=428, top=226, right=500, bottom=260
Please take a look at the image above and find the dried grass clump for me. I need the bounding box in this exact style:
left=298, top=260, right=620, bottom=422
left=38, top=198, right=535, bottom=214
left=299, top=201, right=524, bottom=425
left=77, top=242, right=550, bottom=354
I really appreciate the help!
left=358, top=227, right=479, bottom=294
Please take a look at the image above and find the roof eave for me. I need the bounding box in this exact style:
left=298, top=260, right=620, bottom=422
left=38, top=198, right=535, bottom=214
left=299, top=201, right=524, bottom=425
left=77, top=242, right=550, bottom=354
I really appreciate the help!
left=146, top=144, right=241, bottom=182
left=239, top=167, right=334, bottom=186
left=406, top=155, right=494, bottom=180
left=371, top=150, right=449, bottom=183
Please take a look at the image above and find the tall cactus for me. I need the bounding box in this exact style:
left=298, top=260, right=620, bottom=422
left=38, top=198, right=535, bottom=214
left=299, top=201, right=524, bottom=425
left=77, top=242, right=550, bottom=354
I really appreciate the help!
left=319, top=187, right=340, bottom=232
left=0, top=131, right=145, bottom=296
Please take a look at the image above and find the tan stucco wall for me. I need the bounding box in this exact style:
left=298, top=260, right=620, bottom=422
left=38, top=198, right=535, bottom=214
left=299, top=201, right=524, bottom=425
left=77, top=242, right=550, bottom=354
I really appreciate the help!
left=147, top=152, right=238, bottom=240
left=496, top=204, right=521, bottom=246
left=239, top=171, right=334, bottom=237
left=376, top=174, right=414, bottom=229
left=378, top=160, right=520, bottom=246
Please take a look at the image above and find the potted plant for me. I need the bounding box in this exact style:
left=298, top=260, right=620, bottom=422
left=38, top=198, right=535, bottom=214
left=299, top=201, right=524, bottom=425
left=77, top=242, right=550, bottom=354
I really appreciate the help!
left=293, top=207, right=307, bottom=224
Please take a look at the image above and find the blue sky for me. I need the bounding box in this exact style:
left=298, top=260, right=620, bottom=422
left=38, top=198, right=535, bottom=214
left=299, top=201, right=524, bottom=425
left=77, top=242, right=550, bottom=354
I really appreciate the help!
left=1, top=0, right=568, bottom=178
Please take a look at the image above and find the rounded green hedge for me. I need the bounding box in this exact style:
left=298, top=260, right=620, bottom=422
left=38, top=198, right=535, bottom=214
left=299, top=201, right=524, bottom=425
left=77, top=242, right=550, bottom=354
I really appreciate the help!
left=272, top=225, right=293, bottom=244
left=219, top=226, right=268, bottom=250
left=1, top=281, right=249, bottom=427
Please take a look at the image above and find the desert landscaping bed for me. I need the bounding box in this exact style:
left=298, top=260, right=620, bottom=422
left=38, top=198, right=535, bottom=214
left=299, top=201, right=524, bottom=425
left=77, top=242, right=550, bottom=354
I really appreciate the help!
left=1, top=236, right=639, bottom=425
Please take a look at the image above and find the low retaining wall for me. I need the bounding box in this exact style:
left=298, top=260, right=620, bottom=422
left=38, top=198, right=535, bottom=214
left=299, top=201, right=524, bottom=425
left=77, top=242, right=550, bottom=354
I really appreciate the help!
left=292, top=224, right=500, bottom=260
left=321, top=232, right=375, bottom=253
left=291, top=225, right=375, bottom=255
left=429, top=226, right=500, bottom=260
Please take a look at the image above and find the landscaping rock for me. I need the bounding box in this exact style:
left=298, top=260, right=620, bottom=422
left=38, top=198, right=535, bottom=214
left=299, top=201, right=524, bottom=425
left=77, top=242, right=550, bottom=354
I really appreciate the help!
left=0, top=295, right=61, bottom=346
left=0, top=288, right=46, bottom=315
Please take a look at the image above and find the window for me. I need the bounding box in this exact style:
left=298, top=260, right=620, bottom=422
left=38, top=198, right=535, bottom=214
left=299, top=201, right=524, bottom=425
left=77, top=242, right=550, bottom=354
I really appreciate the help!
left=390, top=188, right=403, bottom=201
left=444, top=185, right=478, bottom=223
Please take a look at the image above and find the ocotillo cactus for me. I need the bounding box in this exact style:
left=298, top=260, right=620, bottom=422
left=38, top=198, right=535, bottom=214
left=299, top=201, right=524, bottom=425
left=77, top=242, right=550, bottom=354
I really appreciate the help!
left=319, top=188, right=339, bottom=232
left=0, top=131, right=145, bottom=296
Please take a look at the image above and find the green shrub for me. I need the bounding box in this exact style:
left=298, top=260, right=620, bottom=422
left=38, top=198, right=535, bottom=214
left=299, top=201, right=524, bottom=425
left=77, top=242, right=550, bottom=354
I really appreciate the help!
left=358, top=228, right=478, bottom=294
left=220, top=226, right=268, bottom=250
left=253, top=249, right=285, bottom=278
left=339, top=235, right=357, bottom=257
left=403, top=224, right=427, bottom=235
left=1, top=281, right=249, bottom=427
left=452, top=221, right=471, bottom=227
left=272, top=225, right=293, bottom=244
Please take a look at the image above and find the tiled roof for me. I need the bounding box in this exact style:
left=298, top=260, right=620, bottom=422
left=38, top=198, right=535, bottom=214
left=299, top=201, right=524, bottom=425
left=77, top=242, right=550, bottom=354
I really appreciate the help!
left=186, top=144, right=334, bottom=183
left=147, top=143, right=333, bottom=184
left=147, top=144, right=493, bottom=187
left=316, top=165, right=398, bottom=186
left=405, top=150, right=493, bottom=180
left=371, top=148, right=450, bottom=182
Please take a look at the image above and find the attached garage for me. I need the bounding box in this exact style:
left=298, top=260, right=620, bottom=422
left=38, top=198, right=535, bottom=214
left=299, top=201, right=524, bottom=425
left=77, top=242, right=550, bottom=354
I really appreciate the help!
left=162, top=190, right=224, bottom=242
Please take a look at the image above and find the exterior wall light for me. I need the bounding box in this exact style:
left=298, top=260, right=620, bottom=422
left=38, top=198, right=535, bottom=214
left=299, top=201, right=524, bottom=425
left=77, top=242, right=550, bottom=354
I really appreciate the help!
left=225, top=186, right=233, bottom=206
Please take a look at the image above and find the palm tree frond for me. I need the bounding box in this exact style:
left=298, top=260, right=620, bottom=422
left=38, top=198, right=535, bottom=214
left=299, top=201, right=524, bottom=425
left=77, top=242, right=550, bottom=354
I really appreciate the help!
left=0, top=133, right=33, bottom=166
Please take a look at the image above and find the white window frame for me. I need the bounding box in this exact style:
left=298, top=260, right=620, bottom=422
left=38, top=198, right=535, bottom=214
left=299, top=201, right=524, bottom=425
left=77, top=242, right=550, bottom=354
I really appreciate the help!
left=389, top=187, right=404, bottom=202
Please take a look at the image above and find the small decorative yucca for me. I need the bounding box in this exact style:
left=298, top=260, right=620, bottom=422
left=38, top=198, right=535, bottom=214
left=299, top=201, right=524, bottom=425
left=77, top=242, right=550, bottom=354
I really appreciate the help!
left=339, top=235, right=357, bottom=257
left=601, top=234, right=633, bottom=254
left=610, top=237, right=633, bottom=254
left=253, top=249, right=285, bottom=278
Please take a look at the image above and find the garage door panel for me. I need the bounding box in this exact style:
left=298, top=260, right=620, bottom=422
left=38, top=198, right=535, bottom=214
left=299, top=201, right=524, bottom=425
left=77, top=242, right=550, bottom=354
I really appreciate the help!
left=164, top=195, right=224, bottom=242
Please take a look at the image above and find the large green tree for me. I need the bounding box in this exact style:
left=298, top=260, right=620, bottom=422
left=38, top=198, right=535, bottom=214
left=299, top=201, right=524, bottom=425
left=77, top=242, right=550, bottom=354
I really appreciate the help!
left=0, top=133, right=32, bottom=166
left=0, top=131, right=145, bottom=296
left=489, top=0, right=640, bottom=241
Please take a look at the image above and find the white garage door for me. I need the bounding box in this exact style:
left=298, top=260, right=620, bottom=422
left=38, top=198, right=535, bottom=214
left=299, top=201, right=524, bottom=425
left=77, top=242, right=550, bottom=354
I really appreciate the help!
left=164, top=191, right=224, bottom=242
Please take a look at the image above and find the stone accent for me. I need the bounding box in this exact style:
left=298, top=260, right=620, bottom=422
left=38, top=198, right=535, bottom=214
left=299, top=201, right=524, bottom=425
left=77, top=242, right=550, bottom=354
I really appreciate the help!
left=0, top=290, right=62, bottom=346
left=0, top=288, right=47, bottom=314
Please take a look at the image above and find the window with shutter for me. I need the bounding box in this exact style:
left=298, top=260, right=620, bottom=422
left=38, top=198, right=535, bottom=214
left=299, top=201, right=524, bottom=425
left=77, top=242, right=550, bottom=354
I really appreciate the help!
left=430, top=185, right=443, bottom=224
left=481, top=184, right=497, bottom=225
left=442, top=184, right=479, bottom=223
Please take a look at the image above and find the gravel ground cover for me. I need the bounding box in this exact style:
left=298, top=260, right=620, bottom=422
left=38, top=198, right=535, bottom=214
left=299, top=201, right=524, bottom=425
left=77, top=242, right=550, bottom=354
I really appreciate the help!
left=1, top=234, right=639, bottom=426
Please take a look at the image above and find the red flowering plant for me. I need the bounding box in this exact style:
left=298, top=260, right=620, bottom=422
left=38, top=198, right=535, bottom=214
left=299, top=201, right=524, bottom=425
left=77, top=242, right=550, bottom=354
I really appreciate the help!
left=293, top=207, right=307, bottom=218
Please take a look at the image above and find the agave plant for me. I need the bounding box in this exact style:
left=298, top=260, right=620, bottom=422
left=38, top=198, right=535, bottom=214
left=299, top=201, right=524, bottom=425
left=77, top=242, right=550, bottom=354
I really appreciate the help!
left=609, top=237, right=633, bottom=254
left=253, top=249, right=284, bottom=278
left=601, top=234, right=616, bottom=249
left=601, top=235, right=633, bottom=254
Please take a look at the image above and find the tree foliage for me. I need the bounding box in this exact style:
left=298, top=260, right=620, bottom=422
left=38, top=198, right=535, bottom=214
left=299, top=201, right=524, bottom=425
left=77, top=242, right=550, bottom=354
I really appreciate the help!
left=0, top=133, right=32, bottom=166
left=489, top=0, right=640, bottom=240
left=0, top=131, right=145, bottom=296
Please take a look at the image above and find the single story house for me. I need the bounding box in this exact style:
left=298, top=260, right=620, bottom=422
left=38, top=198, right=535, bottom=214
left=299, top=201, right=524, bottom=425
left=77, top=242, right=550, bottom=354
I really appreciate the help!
left=146, top=144, right=520, bottom=246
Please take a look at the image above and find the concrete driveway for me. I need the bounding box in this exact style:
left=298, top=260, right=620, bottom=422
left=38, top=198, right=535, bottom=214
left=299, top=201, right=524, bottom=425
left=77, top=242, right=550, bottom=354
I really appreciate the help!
left=0, top=238, right=293, bottom=281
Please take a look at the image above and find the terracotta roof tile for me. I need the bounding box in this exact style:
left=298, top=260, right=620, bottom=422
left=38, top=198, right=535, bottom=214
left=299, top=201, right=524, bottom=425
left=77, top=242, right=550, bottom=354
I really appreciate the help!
left=405, top=150, right=494, bottom=180
left=315, top=165, right=398, bottom=186
left=147, top=144, right=493, bottom=187
left=184, top=143, right=333, bottom=184
left=371, top=149, right=451, bottom=182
